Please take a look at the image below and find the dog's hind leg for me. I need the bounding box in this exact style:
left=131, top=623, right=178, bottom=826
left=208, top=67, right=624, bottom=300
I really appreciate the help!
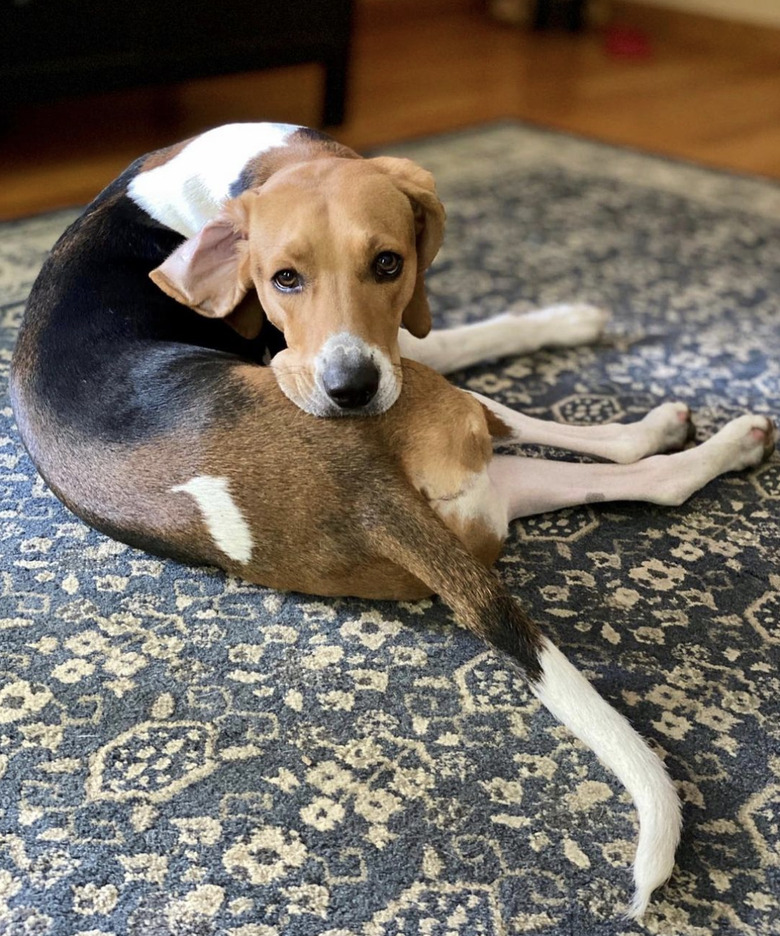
left=488, top=414, right=776, bottom=519
left=398, top=303, right=608, bottom=373
left=475, top=393, right=695, bottom=463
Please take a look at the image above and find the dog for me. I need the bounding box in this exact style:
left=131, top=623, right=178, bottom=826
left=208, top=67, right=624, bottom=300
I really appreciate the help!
left=10, top=122, right=777, bottom=916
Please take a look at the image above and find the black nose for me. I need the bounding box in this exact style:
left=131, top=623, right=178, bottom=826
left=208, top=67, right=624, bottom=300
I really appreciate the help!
left=322, top=356, right=380, bottom=409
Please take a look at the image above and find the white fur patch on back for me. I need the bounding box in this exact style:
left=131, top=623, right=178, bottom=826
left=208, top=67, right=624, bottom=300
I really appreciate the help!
left=171, top=475, right=253, bottom=564
left=128, top=123, right=301, bottom=237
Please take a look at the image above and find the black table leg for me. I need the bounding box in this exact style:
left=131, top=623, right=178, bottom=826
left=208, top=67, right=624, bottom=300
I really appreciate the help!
left=322, top=51, right=349, bottom=127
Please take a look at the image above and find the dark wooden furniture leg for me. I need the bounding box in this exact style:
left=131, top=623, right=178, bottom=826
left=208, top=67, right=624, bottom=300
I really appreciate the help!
left=322, top=52, right=350, bottom=127
left=533, top=0, right=586, bottom=31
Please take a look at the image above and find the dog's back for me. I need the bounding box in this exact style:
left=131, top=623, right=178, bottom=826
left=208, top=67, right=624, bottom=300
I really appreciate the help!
left=11, top=158, right=275, bottom=444
left=9, top=147, right=281, bottom=566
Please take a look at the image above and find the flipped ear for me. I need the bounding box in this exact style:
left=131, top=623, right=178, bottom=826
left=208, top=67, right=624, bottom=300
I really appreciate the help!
left=149, top=197, right=262, bottom=333
left=369, top=157, right=446, bottom=339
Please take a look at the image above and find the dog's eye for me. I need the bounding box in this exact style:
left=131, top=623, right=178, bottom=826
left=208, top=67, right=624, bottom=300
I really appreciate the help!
left=374, top=252, right=403, bottom=280
left=272, top=269, right=302, bottom=291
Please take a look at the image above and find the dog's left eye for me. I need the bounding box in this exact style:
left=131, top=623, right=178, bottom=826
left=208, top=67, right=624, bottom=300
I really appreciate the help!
left=272, top=269, right=302, bottom=291
left=374, top=252, right=403, bottom=280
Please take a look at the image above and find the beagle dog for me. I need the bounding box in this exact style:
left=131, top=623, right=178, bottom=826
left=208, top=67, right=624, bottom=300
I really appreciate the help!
left=10, top=122, right=776, bottom=916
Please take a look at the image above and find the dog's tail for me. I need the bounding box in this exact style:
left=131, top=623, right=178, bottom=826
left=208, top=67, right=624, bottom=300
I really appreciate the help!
left=363, top=488, right=681, bottom=917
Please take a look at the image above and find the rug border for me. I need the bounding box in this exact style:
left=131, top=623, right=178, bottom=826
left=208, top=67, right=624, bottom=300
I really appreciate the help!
left=375, top=116, right=780, bottom=189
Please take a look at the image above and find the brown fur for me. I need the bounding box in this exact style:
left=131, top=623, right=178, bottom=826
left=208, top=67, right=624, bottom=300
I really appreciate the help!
left=10, top=124, right=546, bottom=708
left=237, top=128, right=360, bottom=188
left=140, top=136, right=196, bottom=171
left=149, top=152, right=446, bottom=412
left=8, top=128, right=687, bottom=910
left=16, top=356, right=503, bottom=602
left=482, top=406, right=513, bottom=440
left=193, top=360, right=503, bottom=599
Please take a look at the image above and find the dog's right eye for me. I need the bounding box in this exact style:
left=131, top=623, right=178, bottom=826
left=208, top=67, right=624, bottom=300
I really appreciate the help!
left=373, top=251, right=403, bottom=280
left=272, top=269, right=302, bottom=292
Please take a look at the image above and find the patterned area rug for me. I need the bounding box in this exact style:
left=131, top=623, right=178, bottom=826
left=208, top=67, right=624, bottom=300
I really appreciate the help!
left=1, top=123, right=779, bottom=936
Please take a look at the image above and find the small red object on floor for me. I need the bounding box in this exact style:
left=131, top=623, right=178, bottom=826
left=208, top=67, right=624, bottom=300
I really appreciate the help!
left=604, top=24, right=653, bottom=59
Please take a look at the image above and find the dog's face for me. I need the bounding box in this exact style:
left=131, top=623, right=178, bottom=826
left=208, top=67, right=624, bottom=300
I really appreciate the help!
left=150, top=156, right=445, bottom=416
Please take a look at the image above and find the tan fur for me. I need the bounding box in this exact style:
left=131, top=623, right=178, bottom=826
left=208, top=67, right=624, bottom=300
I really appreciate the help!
left=140, top=136, right=196, bottom=171
left=197, top=360, right=503, bottom=599
left=386, top=384, right=503, bottom=570
left=149, top=153, right=446, bottom=410
left=481, top=405, right=513, bottom=440
left=232, top=160, right=418, bottom=400
left=237, top=128, right=360, bottom=186
left=19, top=360, right=503, bottom=601
left=13, top=395, right=208, bottom=563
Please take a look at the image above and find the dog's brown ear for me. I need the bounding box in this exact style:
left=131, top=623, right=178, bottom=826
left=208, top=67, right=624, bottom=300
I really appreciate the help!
left=370, top=157, right=446, bottom=339
left=149, top=196, right=264, bottom=338
left=223, top=293, right=266, bottom=340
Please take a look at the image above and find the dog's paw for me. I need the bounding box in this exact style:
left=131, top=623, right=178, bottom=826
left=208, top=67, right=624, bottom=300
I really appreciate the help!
left=517, top=303, right=610, bottom=348
left=642, top=402, right=696, bottom=453
left=708, top=414, right=776, bottom=472
left=608, top=402, right=694, bottom=464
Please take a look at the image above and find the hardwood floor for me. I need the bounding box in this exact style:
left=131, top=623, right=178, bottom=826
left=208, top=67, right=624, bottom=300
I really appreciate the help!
left=2, top=1, right=780, bottom=219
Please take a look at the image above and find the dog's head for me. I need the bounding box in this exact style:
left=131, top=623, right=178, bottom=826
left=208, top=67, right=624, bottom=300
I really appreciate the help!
left=150, top=156, right=445, bottom=416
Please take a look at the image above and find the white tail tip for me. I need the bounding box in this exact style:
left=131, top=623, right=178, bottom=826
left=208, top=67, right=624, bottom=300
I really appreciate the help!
left=532, top=637, right=682, bottom=917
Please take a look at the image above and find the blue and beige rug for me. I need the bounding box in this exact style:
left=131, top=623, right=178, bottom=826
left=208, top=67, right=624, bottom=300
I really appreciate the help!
left=1, top=124, right=778, bottom=935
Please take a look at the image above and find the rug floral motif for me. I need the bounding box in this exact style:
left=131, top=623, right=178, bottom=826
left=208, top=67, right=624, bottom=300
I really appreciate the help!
left=0, top=123, right=778, bottom=935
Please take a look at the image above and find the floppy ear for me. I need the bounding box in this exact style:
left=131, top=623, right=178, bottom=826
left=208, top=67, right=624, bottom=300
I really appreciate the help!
left=149, top=196, right=264, bottom=337
left=369, top=157, right=446, bottom=339
left=223, top=293, right=266, bottom=341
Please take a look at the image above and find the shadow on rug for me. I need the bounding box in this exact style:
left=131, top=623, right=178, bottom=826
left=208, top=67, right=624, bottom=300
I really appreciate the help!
left=1, top=123, right=779, bottom=935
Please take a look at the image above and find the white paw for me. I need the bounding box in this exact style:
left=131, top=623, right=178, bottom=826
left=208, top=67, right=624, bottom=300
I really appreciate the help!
left=640, top=402, right=695, bottom=454
left=606, top=402, right=694, bottom=464
left=707, top=414, right=776, bottom=472
left=515, top=303, right=610, bottom=349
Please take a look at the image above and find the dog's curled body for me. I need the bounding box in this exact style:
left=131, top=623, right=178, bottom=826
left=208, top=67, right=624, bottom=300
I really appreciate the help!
left=10, top=125, right=681, bottom=917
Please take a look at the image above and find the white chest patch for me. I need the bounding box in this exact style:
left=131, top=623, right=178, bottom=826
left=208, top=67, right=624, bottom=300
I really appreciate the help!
left=128, top=122, right=300, bottom=237
left=171, top=475, right=253, bottom=564
left=432, top=468, right=508, bottom=542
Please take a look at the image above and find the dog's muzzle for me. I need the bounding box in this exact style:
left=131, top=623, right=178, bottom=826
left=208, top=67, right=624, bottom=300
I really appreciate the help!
left=321, top=349, right=380, bottom=409
left=273, top=332, right=400, bottom=417
left=309, top=332, right=399, bottom=416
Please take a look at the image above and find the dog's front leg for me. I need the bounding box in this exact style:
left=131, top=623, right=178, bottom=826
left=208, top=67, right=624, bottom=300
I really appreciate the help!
left=475, top=393, right=695, bottom=463
left=488, top=414, right=776, bottom=520
left=398, top=303, right=608, bottom=373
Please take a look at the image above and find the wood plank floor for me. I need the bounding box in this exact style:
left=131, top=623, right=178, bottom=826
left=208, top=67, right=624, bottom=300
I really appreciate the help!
left=2, top=2, right=780, bottom=219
